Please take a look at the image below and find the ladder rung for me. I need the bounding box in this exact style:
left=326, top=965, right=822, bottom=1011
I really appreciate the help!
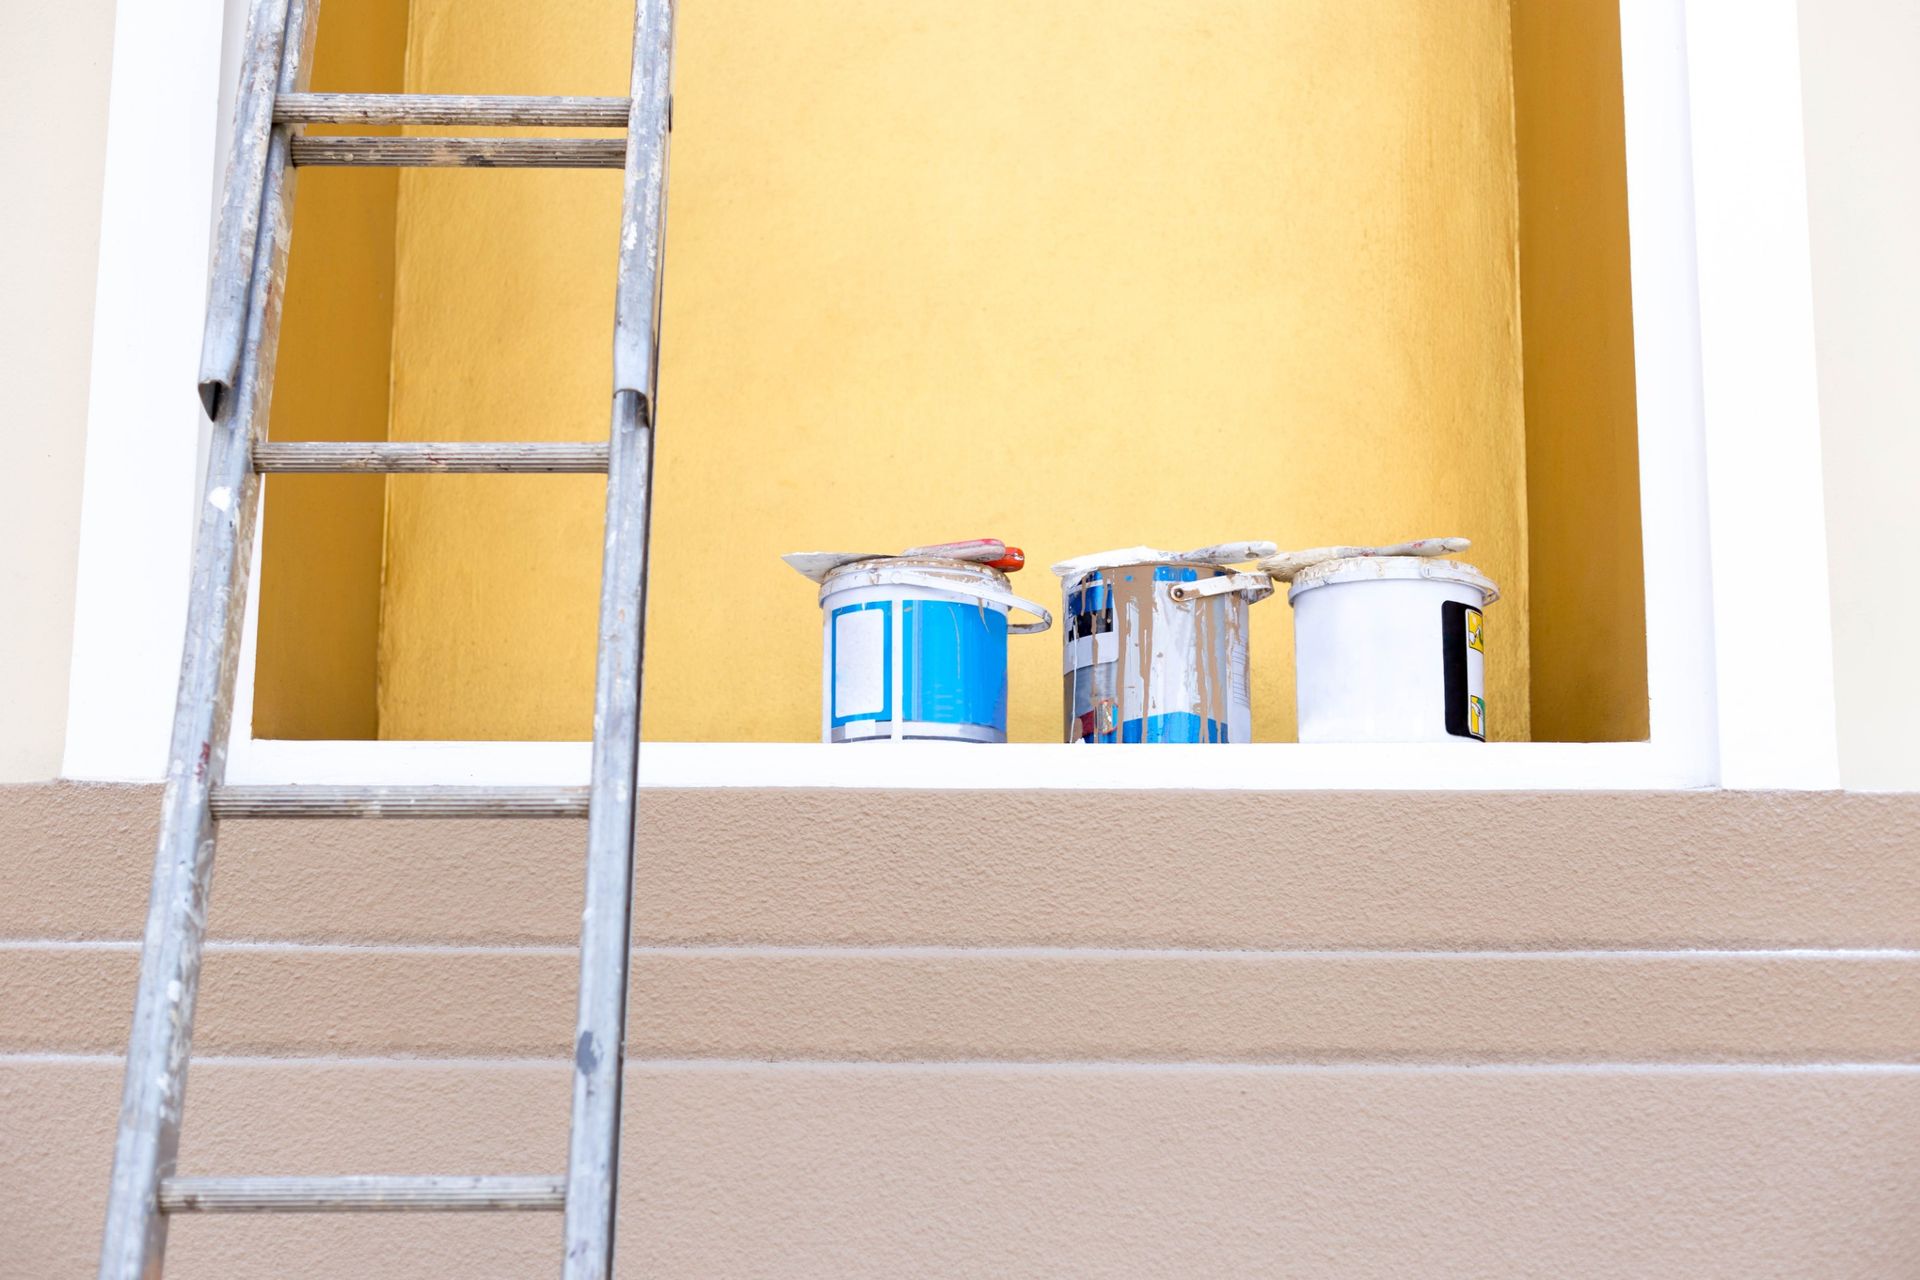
left=159, top=1175, right=565, bottom=1214
left=254, top=442, right=610, bottom=473
left=290, top=136, right=625, bottom=168
left=275, top=92, right=629, bottom=128
left=211, top=785, right=590, bottom=820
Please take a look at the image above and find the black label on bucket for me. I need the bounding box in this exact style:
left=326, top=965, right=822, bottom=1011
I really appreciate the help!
left=1442, top=601, right=1487, bottom=741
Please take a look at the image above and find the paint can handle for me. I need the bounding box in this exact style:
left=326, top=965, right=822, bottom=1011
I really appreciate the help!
left=959, top=583, right=1054, bottom=634
left=882, top=570, right=1054, bottom=634
left=1167, top=571, right=1274, bottom=605
left=989, top=590, right=1053, bottom=634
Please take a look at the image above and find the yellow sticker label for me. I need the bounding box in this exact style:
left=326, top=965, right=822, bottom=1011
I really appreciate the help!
left=1468, top=695, right=1486, bottom=738
left=1466, top=609, right=1485, bottom=653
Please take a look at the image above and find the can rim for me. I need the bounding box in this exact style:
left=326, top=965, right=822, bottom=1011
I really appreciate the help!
left=819, top=557, right=1054, bottom=635
left=1286, top=556, right=1501, bottom=604
left=821, top=555, right=1011, bottom=595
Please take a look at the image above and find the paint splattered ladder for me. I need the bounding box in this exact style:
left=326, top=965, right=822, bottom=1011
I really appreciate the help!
left=94, top=3, right=673, bottom=1277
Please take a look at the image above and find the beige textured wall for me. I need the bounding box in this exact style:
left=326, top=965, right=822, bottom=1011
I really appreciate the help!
left=0, top=0, right=118, bottom=781
left=1798, top=0, right=1920, bottom=790
left=7, top=783, right=1920, bottom=1275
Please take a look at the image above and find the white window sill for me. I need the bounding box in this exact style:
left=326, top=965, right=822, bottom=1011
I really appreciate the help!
left=224, top=738, right=1710, bottom=791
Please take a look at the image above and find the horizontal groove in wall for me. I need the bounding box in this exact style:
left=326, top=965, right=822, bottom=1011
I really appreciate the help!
left=17, top=939, right=1920, bottom=959
left=8, top=784, right=1920, bottom=949
left=12, top=1052, right=1920, bottom=1075
left=8, top=945, right=1919, bottom=1062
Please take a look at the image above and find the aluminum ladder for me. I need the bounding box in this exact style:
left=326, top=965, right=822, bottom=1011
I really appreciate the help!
left=96, top=0, right=672, bottom=1274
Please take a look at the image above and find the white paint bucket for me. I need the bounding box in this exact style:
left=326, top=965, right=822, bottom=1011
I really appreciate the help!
left=1062, top=564, right=1273, bottom=743
left=817, top=557, right=1052, bottom=743
left=1288, top=557, right=1500, bottom=743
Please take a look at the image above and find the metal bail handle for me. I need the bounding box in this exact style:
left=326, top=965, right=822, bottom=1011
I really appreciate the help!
left=882, top=569, right=1054, bottom=634
left=1168, top=571, right=1275, bottom=605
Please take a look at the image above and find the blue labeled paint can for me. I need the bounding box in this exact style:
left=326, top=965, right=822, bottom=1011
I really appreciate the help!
left=817, top=558, right=1052, bottom=743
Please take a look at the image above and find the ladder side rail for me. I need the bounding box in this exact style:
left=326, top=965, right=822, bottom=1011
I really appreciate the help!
left=562, top=2, right=674, bottom=1276
left=195, top=0, right=293, bottom=419
left=97, top=2, right=322, bottom=1275
left=609, top=0, right=673, bottom=406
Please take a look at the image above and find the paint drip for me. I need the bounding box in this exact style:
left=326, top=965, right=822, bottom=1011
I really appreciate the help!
left=1061, top=562, right=1273, bottom=743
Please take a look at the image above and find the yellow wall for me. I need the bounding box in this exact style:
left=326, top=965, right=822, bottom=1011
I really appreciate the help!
left=1511, top=0, right=1650, bottom=742
left=373, top=1, right=625, bottom=742
left=372, top=0, right=1532, bottom=743
left=253, top=0, right=408, bottom=738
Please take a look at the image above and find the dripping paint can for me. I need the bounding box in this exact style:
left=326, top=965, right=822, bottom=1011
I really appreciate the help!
left=1062, top=564, right=1273, bottom=743
left=1288, top=557, right=1500, bottom=743
left=817, top=557, right=1052, bottom=743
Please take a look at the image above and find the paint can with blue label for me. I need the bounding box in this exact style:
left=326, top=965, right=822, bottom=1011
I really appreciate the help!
left=1287, top=556, right=1499, bottom=742
left=1061, top=563, right=1274, bottom=743
left=817, top=557, right=1052, bottom=743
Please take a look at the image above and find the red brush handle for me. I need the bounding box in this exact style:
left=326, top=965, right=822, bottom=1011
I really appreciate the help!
left=986, top=547, right=1025, bottom=571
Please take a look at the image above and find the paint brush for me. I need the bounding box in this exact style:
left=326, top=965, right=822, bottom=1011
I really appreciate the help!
left=897, top=539, right=1007, bottom=563
left=784, top=539, right=1020, bottom=583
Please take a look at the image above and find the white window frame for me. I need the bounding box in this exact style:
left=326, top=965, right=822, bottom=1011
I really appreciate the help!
left=61, top=0, right=1840, bottom=792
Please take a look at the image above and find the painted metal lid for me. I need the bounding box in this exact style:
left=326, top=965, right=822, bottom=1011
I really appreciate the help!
left=1286, top=555, right=1500, bottom=605
left=821, top=555, right=1012, bottom=598
left=1049, top=541, right=1276, bottom=579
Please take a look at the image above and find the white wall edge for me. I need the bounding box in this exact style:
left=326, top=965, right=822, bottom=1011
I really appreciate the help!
left=1681, top=0, right=1841, bottom=789
left=59, top=0, right=233, bottom=782
left=1617, top=0, right=1721, bottom=787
